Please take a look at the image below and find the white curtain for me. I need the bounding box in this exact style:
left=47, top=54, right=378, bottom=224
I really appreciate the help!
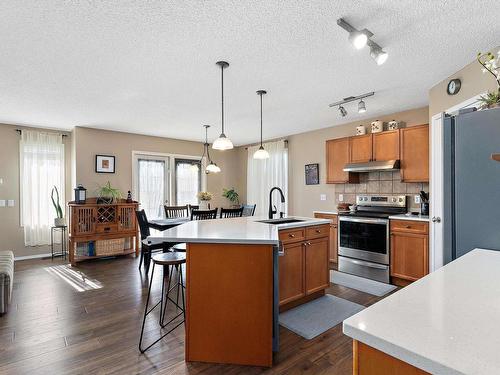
left=138, top=159, right=166, bottom=219
left=247, top=140, right=288, bottom=217
left=20, top=130, right=65, bottom=246
left=175, top=160, right=201, bottom=206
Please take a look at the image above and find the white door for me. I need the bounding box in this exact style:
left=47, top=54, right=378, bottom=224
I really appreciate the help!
left=134, top=155, right=170, bottom=219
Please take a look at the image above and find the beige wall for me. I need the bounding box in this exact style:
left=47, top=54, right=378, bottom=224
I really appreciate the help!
left=0, top=124, right=72, bottom=257
left=429, top=46, right=499, bottom=116
left=73, top=127, right=245, bottom=209
left=286, top=107, right=429, bottom=217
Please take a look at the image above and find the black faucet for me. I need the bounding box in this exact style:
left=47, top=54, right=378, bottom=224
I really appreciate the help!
left=268, top=186, right=286, bottom=219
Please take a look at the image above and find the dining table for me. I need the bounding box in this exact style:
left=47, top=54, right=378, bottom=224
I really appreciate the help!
left=148, top=217, right=190, bottom=231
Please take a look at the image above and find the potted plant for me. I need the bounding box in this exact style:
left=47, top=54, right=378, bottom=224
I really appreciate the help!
left=477, top=50, right=500, bottom=109
left=197, top=191, right=213, bottom=210
left=51, top=186, right=65, bottom=227
left=96, top=181, right=122, bottom=204
left=222, top=188, right=240, bottom=208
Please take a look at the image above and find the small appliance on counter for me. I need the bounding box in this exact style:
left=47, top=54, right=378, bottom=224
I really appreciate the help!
left=338, top=194, right=407, bottom=283
left=419, top=191, right=429, bottom=216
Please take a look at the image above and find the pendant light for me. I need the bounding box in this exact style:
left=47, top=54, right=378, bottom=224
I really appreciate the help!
left=201, top=125, right=221, bottom=174
left=212, top=61, right=234, bottom=150
left=253, top=90, right=269, bottom=159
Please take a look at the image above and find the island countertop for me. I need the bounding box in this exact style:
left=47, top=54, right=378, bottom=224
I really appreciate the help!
left=343, top=248, right=500, bottom=375
left=147, top=216, right=331, bottom=245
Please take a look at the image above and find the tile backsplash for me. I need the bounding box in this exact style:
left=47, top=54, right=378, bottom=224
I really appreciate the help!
left=334, top=171, right=429, bottom=211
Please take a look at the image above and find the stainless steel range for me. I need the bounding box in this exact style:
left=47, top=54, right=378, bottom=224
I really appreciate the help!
left=338, top=195, right=407, bottom=283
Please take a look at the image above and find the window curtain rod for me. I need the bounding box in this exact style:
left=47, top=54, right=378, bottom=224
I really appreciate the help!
left=244, top=139, right=288, bottom=150
left=15, top=129, right=68, bottom=137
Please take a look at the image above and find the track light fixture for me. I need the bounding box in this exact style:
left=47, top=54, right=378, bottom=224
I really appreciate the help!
left=337, top=18, right=388, bottom=65
left=329, top=92, right=374, bottom=117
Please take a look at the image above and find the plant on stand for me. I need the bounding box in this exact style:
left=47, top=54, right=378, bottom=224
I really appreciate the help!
left=477, top=50, right=500, bottom=109
left=51, top=186, right=65, bottom=227
left=197, top=191, right=213, bottom=210
left=96, top=181, right=122, bottom=204
left=222, top=188, right=240, bottom=208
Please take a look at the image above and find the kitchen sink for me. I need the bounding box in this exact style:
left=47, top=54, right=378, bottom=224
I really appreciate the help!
left=257, top=218, right=305, bottom=225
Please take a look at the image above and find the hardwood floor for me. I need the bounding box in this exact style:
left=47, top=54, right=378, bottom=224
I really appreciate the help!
left=0, top=257, right=386, bottom=374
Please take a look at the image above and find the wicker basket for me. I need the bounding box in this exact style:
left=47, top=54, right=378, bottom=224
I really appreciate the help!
left=96, top=238, right=125, bottom=256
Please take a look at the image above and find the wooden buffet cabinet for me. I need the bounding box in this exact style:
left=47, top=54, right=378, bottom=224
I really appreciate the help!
left=326, top=125, right=429, bottom=183
left=278, top=224, right=330, bottom=310
left=68, top=198, right=139, bottom=266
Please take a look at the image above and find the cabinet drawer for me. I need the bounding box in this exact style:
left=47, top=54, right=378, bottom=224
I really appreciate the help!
left=279, top=228, right=305, bottom=243
left=305, top=225, right=330, bottom=240
left=390, top=220, right=428, bottom=234
left=96, top=223, right=119, bottom=234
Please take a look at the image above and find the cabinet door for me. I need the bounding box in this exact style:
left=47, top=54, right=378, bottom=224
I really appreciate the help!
left=313, top=213, right=338, bottom=263
left=279, top=242, right=305, bottom=305
left=305, top=237, right=330, bottom=294
left=390, top=232, right=429, bottom=281
left=350, top=134, right=373, bottom=163
left=326, top=138, right=359, bottom=184
left=400, top=125, right=429, bottom=182
left=373, top=130, right=400, bottom=161
left=118, top=206, right=136, bottom=232
left=72, top=207, right=96, bottom=235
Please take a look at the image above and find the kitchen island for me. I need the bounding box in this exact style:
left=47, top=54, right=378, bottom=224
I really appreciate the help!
left=343, top=248, right=500, bottom=374
left=148, top=216, right=331, bottom=367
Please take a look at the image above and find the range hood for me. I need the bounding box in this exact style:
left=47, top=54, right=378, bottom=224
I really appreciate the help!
left=343, top=160, right=400, bottom=173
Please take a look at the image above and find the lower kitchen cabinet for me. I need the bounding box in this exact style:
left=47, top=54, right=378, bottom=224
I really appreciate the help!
left=278, top=225, right=330, bottom=307
left=390, top=220, right=429, bottom=286
left=313, top=213, right=338, bottom=263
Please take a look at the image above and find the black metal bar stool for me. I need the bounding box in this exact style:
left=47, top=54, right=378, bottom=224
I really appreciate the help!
left=139, top=252, right=186, bottom=353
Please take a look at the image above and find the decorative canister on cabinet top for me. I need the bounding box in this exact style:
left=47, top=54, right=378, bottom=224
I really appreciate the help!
left=356, top=125, right=366, bottom=135
left=388, top=120, right=400, bottom=130
left=371, top=120, right=383, bottom=133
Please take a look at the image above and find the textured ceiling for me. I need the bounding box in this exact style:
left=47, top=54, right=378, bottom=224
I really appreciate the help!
left=0, top=1, right=498, bottom=145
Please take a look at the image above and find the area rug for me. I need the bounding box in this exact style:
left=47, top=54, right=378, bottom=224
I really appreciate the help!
left=331, top=270, right=397, bottom=297
left=278, top=294, right=364, bottom=339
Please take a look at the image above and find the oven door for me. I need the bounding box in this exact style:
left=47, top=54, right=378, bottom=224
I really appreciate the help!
left=338, top=216, right=389, bottom=264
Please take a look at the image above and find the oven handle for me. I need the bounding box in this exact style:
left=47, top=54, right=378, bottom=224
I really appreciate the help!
left=347, top=258, right=388, bottom=270
left=339, top=216, right=388, bottom=225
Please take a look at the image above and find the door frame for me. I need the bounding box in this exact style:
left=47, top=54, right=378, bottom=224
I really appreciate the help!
left=132, top=150, right=206, bottom=213
left=429, top=93, right=485, bottom=271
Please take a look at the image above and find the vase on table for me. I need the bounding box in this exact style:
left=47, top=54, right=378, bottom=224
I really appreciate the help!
left=199, top=201, right=210, bottom=210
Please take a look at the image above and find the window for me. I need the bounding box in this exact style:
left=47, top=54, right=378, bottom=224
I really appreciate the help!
left=247, top=140, right=288, bottom=216
left=20, top=130, right=65, bottom=246
left=175, top=159, right=201, bottom=206
left=133, top=152, right=204, bottom=219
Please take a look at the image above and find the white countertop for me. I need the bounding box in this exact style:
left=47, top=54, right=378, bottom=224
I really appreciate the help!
left=388, top=213, right=430, bottom=222
left=343, top=249, right=500, bottom=375
left=147, top=216, right=331, bottom=245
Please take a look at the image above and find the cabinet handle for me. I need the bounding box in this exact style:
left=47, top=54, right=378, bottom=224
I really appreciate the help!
left=332, top=225, right=337, bottom=229
left=315, top=229, right=321, bottom=233
left=405, top=225, right=411, bottom=229
left=288, top=233, right=295, bottom=238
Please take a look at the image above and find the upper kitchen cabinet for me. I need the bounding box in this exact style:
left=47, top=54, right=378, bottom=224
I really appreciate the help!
left=326, top=138, right=359, bottom=184
left=349, top=134, right=372, bottom=163
left=373, top=130, right=400, bottom=161
left=400, top=124, right=429, bottom=182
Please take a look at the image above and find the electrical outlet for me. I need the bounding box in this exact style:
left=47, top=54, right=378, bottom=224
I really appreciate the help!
left=7, top=200, right=14, bottom=207
left=0, top=200, right=5, bottom=207
left=339, top=194, right=344, bottom=202
left=414, top=195, right=421, bottom=204
left=320, top=194, right=327, bottom=201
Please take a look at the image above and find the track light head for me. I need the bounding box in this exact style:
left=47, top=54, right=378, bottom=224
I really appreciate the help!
left=348, top=31, right=368, bottom=50
left=370, top=46, right=388, bottom=65
left=358, top=100, right=366, bottom=113
left=339, top=105, right=348, bottom=117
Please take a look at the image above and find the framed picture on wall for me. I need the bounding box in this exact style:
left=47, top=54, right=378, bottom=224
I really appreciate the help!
left=305, top=163, right=319, bottom=185
left=95, top=155, right=116, bottom=173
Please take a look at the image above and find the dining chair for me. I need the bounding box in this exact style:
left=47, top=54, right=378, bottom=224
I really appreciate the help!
left=242, top=204, right=257, bottom=217
left=190, top=208, right=218, bottom=220
left=164, top=205, right=189, bottom=218
left=220, top=207, right=244, bottom=218
left=135, top=210, right=169, bottom=274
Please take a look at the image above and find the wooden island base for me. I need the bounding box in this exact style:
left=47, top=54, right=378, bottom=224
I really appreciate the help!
left=353, top=340, right=429, bottom=375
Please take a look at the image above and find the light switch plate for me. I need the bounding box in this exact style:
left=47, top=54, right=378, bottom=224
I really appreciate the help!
left=320, top=194, right=327, bottom=201
left=7, top=200, right=14, bottom=207
left=339, top=194, right=344, bottom=202
left=414, top=195, right=421, bottom=204
left=0, top=200, right=5, bottom=207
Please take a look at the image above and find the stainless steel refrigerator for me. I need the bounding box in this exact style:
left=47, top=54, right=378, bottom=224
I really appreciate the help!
left=443, top=107, right=500, bottom=263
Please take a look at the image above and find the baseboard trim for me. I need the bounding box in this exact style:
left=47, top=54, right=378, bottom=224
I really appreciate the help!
left=14, top=253, right=53, bottom=261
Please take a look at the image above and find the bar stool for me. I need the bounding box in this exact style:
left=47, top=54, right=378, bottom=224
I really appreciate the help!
left=139, top=252, right=186, bottom=353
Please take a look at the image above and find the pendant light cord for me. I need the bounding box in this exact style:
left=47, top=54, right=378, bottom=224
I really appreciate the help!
left=260, top=93, right=263, bottom=147
left=221, top=65, right=225, bottom=135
